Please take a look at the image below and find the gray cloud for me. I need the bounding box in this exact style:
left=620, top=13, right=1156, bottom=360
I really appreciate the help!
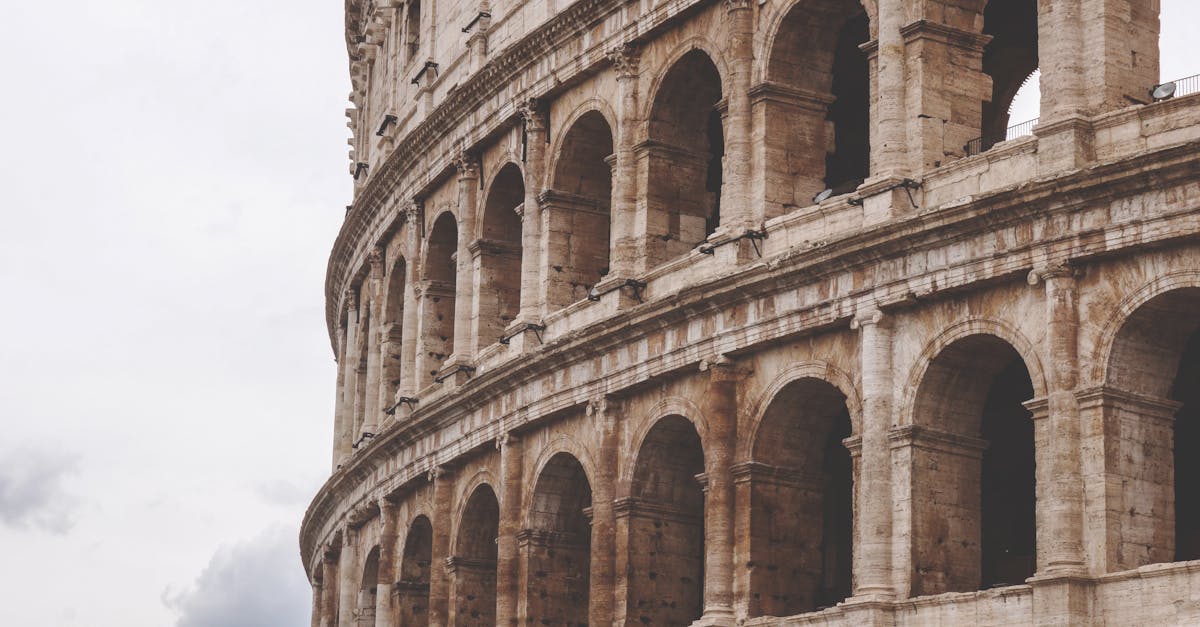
left=0, top=447, right=81, bottom=534
left=166, top=525, right=311, bottom=627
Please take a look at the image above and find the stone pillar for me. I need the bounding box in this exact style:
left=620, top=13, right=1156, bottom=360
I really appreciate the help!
left=467, top=6, right=490, bottom=73
left=605, top=44, right=641, bottom=282
left=496, top=434, right=523, bottom=625
left=321, top=547, right=340, bottom=627
left=342, top=290, right=362, bottom=454
left=428, top=466, right=454, bottom=627
left=333, top=320, right=351, bottom=469
left=588, top=397, right=618, bottom=626
left=1030, top=264, right=1087, bottom=575
left=362, top=248, right=386, bottom=436
left=339, top=528, right=360, bottom=627
left=398, top=202, right=422, bottom=405
left=875, top=0, right=908, bottom=177
left=1035, top=0, right=1093, bottom=172
left=443, top=152, right=479, bottom=386
left=850, top=308, right=896, bottom=599
left=375, top=499, right=399, bottom=627
left=720, top=0, right=754, bottom=233
left=514, top=99, right=546, bottom=340
left=697, top=357, right=743, bottom=623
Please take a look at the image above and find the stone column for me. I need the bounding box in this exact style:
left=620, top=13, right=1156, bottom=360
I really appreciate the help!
left=1034, top=0, right=1093, bottom=171
left=333, top=321, right=351, bottom=469
left=362, top=248, right=386, bottom=436
left=1031, top=265, right=1087, bottom=573
left=588, top=397, right=618, bottom=626
left=398, top=202, right=423, bottom=405
left=321, top=546, right=340, bottom=627
left=467, top=5, right=490, bottom=73
left=875, top=0, right=908, bottom=177
left=720, top=0, right=754, bottom=232
left=339, top=528, right=360, bottom=627
left=496, top=434, right=524, bottom=625
left=428, top=466, right=454, bottom=627
left=850, top=308, right=896, bottom=598
left=311, top=579, right=322, bottom=627
left=515, top=99, right=546, bottom=336
left=443, top=151, right=479, bottom=386
left=697, top=357, right=743, bottom=623
left=375, top=499, right=399, bottom=627
left=605, top=44, right=641, bottom=281
left=341, top=289, right=362, bottom=455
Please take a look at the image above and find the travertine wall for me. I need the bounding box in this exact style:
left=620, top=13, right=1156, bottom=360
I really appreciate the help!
left=307, top=0, right=1200, bottom=625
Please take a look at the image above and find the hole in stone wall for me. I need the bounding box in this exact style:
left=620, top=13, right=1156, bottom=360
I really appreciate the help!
left=749, top=378, right=853, bottom=617
left=454, top=485, right=500, bottom=625
left=480, top=163, right=524, bottom=344
left=527, top=453, right=593, bottom=625
left=1172, top=329, right=1200, bottom=561
left=420, top=213, right=457, bottom=387
left=824, top=11, right=870, bottom=190
left=981, top=0, right=1039, bottom=151
left=628, top=414, right=705, bottom=625
left=704, top=107, right=724, bottom=240
left=980, top=357, right=1036, bottom=589
left=548, top=111, right=614, bottom=308
left=398, top=516, right=433, bottom=627
left=382, top=257, right=407, bottom=401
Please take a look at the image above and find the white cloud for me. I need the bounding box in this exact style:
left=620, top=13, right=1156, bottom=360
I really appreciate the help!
left=0, top=447, right=81, bottom=534
left=166, top=525, right=312, bottom=627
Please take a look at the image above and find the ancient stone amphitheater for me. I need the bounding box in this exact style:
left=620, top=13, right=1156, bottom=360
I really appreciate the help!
left=301, top=0, right=1200, bottom=624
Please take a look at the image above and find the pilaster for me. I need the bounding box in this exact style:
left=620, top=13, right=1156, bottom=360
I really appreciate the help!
left=446, top=150, right=479, bottom=384
left=428, top=466, right=455, bottom=627
left=606, top=44, right=642, bottom=284
left=515, top=98, right=547, bottom=340
left=588, top=396, right=619, bottom=627
left=497, top=433, right=523, bottom=626
left=375, top=498, right=399, bottom=627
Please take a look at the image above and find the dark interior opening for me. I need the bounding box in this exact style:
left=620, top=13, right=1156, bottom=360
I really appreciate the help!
left=824, top=11, right=871, bottom=190
left=1171, top=328, right=1200, bottom=561
left=980, top=356, right=1037, bottom=588
left=817, top=409, right=854, bottom=608
left=705, top=107, right=724, bottom=239
left=981, top=0, right=1039, bottom=151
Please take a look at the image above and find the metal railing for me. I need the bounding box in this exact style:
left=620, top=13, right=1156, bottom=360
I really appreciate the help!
left=964, top=117, right=1039, bottom=157
left=1155, top=73, right=1200, bottom=100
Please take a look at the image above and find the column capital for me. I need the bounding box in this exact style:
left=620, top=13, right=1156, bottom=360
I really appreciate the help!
left=516, top=98, right=545, bottom=132
left=344, top=287, right=359, bottom=312
left=1028, top=262, right=1079, bottom=285
left=850, top=306, right=891, bottom=330
left=699, top=355, right=751, bottom=381
left=367, top=246, right=385, bottom=275
left=606, top=43, right=641, bottom=79
left=427, top=464, right=447, bottom=482
left=722, top=0, right=751, bottom=11
left=403, top=198, right=423, bottom=223
left=495, top=431, right=520, bottom=450
left=451, top=149, right=480, bottom=179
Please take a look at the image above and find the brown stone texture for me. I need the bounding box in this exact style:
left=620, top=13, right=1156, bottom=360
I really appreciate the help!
left=306, top=0, right=1200, bottom=625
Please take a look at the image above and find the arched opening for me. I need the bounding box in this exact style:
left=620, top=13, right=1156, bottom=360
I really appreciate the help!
left=525, top=453, right=593, bottom=625
left=358, top=546, right=380, bottom=624
left=626, top=415, right=705, bottom=625
left=353, top=290, right=371, bottom=437
left=419, top=212, right=457, bottom=388
left=762, top=0, right=869, bottom=214
left=381, top=256, right=407, bottom=404
left=397, top=516, right=433, bottom=626
left=746, top=378, right=853, bottom=617
left=909, top=334, right=1036, bottom=595
left=1105, top=287, right=1200, bottom=567
left=477, top=163, right=524, bottom=347
left=642, top=50, right=723, bottom=267
left=452, top=485, right=500, bottom=626
left=978, top=0, right=1039, bottom=152
left=546, top=111, right=614, bottom=308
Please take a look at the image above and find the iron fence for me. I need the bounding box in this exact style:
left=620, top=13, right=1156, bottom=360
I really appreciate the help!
left=1158, top=73, right=1200, bottom=99
left=964, top=117, right=1039, bottom=157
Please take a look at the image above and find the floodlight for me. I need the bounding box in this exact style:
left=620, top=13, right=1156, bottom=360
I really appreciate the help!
left=1151, top=81, right=1177, bottom=101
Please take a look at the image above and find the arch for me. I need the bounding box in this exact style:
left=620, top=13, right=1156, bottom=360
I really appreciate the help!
left=758, top=0, right=871, bottom=214
left=1091, top=271, right=1200, bottom=387
left=641, top=46, right=725, bottom=267
left=525, top=452, right=593, bottom=626
left=907, top=332, right=1038, bottom=596
left=544, top=108, right=616, bottom=309
left=357, top=545, right=381, bottom=624
left=745, top=376, right=854, bottom=617
left=476, top=162, right=525, bottom=347
left=451, top=483, right=500, bottom=626
left=1098, top=278, right=1200, bottom=566
left=417, top=211, right=457, bottom=388
left=978, top=0, right=1039, bottom=152
left=742, top=361, right=863, bottom=459
left=398, top=515, right=433, bottom=626
left=900, top=318, right=1047, bottom=426
left=625, top=414, right=706, bottom=625
left=524, top=434, right=597, bottom=520
left=623, top=396, right=710, bottom=487
left=380, top=254, right=408, bottom=402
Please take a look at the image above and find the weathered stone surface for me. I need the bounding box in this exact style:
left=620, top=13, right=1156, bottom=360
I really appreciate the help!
left=306, top=0, right=1200, bottom=625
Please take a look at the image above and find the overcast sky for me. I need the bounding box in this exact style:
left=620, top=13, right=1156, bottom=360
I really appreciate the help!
left=0, top=2, right=1196, bottom=626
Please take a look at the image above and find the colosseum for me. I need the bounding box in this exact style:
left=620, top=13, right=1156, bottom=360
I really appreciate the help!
left=301, top=0, right=1200, bottom=624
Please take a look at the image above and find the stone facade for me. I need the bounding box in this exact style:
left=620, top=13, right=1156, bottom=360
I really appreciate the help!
left=303, top=0, right=1200, bottom=625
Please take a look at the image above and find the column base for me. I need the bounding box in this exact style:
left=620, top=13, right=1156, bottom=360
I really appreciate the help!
left=592, top=274, right=644, bottom=309
left=1035, top=115, right=1094, bottom=175
left=689, top=607, right=735, bottom=627
left=500, top=317, right=545, bottom=353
